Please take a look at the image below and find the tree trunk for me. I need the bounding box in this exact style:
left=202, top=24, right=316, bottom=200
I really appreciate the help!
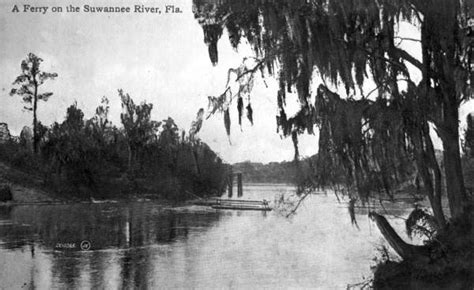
left=429, top=160, right=446, bottom=227
left=441, top=132, right=467, bottom=218
left=423, top=124, right=446, bottom=227
left=369, top=212, right=430, bottom=262
left=419, top=2, right=467, bottom=220
left=127, top=143, right=133, bottom=173
left=434, top=2, right=467, bottom=219
left=410, top=121, right=446, bottom=227
left=437, top=96, right=468, bottom=218
left=33, top=82, right=38, bottom=154
left=416, top=156, right=446, bottom=227
left=192, top=147, right=201, bottom=175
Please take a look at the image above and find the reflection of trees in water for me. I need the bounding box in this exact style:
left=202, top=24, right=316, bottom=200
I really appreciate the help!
left=0, top=203, right=221, bottom=250
left=50, top=252, right=82, bottom=289
left=0, top=203, right=222, bottom=288
left=88, top=251, right=109, bottom=289
left=0, top=206, right=34, bottom=249
left=0, top=206, right=12, bottom=219
left=120, top=248, right=151, bottom=289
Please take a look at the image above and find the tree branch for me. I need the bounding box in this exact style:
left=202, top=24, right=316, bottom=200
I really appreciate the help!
left=392, top=47, right=423, bottom=72
left=394, top=36, right=422, bottom=43
left=285, top=190, right=311, bottom=218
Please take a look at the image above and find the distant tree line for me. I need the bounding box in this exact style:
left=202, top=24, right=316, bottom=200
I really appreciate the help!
left=232, top=161, right=297, bottom=184
left=232, top=155, right=324, bottom=185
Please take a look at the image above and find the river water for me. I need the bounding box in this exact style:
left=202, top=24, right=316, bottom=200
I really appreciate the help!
left=0, top=184, right=418, bottom=289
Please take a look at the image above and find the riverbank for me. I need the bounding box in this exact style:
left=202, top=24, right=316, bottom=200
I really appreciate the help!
left=372, top=203, right=474, bottom=289
left=0, top=161, right=62, bottom=204
left=0, top=160, right=221, bottom=205
left=1, top=183, right=59, bottom=204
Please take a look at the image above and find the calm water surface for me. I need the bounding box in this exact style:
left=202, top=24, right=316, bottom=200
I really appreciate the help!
left=0, top=184, right=417, bottom=289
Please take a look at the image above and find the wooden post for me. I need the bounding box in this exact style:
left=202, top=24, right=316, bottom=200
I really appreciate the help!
left=228, top=174, right=233, bottom=198
left=237, top=173, right=243, bottom=197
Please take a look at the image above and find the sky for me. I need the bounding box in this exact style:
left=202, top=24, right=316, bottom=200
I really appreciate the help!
left=0, top=1, right=472, bottom=163
left=0, top=0, right=320, bottom=164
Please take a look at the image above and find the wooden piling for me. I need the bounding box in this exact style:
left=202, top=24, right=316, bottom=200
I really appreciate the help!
left=227, top=174, right=233, bottom=198
left=237, top=173, right=243, bottom=197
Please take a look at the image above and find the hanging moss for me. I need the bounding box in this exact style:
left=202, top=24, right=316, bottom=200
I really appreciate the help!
left=224, top=108, right=231, bottom=136
left=192, top=0, right=471, bottom=211
left=237, top=96, right=243, bottom=127
left=203, top=24, right=223, bottom=65
left=246, top=103, right=253, bottom=125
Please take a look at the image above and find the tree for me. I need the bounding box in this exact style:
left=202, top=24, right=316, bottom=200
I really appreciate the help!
left=159, top=117, right=179, bottom=146
left=119, top=89, right=160, bottom=173
left=91, top=96, right=110, bottom=134
left=158, top=117, right=180, bottom=172
left=10, top=53, right=58, bottom=153
left=41, top=104, right=96, bottom=193
left=192, top=0, right=472, bottom=263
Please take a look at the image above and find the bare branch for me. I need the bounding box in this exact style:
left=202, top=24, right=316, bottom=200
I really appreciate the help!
left=285, top=190, right=311, bottom=218
left=394, top=36, right=422, bottom=43
left=392, top=47, right=423, bottom=72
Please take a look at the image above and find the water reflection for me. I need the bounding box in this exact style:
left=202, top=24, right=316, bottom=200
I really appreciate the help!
left=0, top=201, right=223, bottom=289
left=0, top=203, right=221, bottom=251
left=0, top=185, right=417, bottom=289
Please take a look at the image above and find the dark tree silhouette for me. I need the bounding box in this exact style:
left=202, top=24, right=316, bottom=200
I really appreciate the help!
left=10, top=53, right=58, bottom=153
left=119, top=89, right=160, bottom=174
left=192, top=0, right=473, bottom=270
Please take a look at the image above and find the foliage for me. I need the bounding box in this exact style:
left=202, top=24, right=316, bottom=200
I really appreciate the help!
left=119, top=89, right=160, bottom=173
left=192, top=0, right=473, bottom=226
left=192, top=4, right=474, bottom=285
left=189, top=108, right=204, bottom=141
left=0, top=92, right=229, bottom=200
left=232, top=156, right=317, bottom=184
left=405, top=206, right=438, bottom=239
